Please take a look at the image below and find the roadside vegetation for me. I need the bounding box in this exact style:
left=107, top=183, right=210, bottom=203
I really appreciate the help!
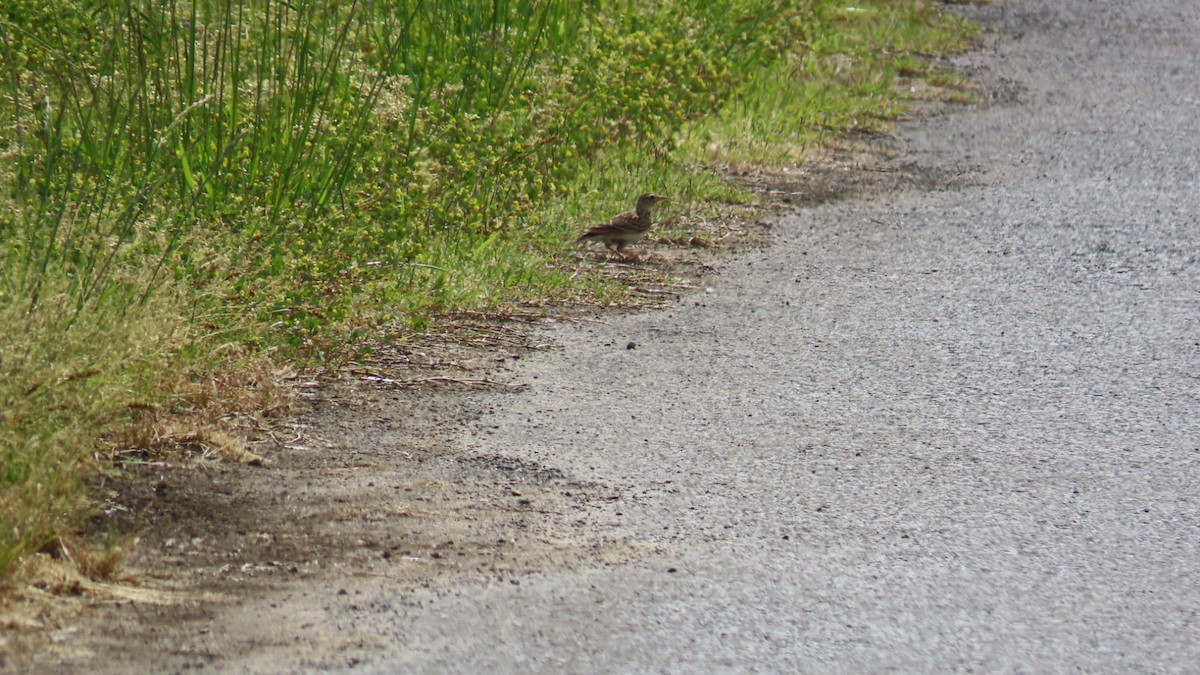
left=0, top=0, right=975, bottom=585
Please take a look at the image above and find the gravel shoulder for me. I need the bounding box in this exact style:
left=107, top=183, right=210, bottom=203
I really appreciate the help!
left=7, top=1, right=1200, bottom=672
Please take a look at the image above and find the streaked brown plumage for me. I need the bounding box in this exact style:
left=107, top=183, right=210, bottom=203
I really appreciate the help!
left=575, top=193, right=668, bottom=260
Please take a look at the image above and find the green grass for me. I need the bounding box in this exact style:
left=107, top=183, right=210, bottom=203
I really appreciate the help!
left=0, top=0, right=975, bottom=583
left=686, top=1, right=978, bottom=164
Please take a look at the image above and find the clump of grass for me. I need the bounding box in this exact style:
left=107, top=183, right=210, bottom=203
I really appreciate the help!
left=0, top=271, right=177, bottom=576
left=686, top=0, right=979, bottom=165
left=0, top=0, right=976, bottom=584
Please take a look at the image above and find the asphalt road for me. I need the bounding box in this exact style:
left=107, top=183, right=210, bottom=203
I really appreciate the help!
left=366, top=1, right=1200, bottom=671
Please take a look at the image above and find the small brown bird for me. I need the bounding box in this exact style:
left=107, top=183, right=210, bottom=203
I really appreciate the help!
left=576, top=193, right=668, bottom=260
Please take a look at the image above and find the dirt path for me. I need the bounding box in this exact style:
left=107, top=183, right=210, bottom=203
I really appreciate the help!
left=8, top=0, right=1200, bottom=672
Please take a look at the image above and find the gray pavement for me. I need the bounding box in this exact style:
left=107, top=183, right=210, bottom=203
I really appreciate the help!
left=368, top=1, right=1200, bottom=671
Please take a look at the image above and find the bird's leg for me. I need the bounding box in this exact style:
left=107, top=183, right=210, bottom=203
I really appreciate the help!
left=611, top=240, right=636, bottom=261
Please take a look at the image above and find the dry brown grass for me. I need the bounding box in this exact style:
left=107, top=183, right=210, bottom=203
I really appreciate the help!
left=103, top=349, right=299, bottom=467
left=0, top=344, right=299, bottom=634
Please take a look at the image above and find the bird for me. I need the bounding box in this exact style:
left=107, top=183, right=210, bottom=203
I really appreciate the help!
left=575, top=193, right=668, bottom=261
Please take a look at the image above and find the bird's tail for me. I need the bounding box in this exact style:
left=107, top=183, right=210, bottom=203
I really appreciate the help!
left=575, top=232, right=598, bottom=243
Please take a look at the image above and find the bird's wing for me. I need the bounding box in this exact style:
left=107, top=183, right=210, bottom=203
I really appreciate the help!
left=582, top=210, right=644, bottom=236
